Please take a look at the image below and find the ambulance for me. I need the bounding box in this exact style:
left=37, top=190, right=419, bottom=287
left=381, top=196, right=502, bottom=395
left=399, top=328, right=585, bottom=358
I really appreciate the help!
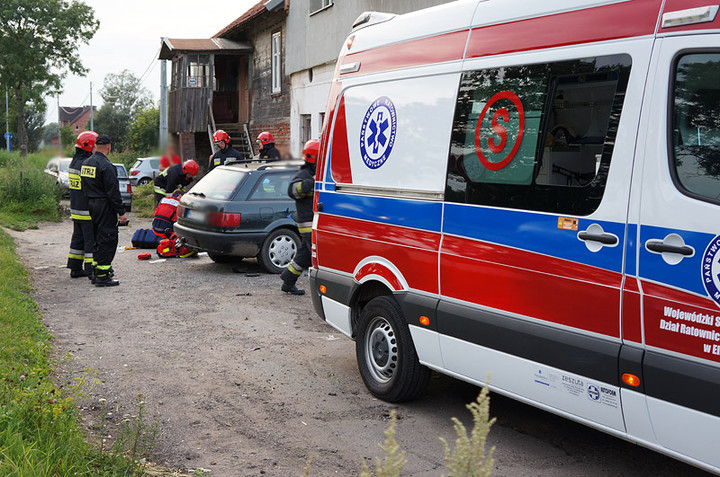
left=308, top=0, right=720, bottom=472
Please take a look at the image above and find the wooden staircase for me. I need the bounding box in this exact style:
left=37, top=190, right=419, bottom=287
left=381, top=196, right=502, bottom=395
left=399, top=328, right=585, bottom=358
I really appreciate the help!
left=215, top=123, right=254, bottom=160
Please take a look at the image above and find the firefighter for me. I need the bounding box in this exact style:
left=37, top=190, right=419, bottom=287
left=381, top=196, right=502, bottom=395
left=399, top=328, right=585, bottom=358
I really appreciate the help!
left=80, top=134, right=127, bottom=287
left=280, top=139, right=318, bottom=295
left=257, top=131, right=281, bottom=161
left=152, top=190, right=182, bottom=237
left=66, top=131, right=98, bottom=278
left=153, top=160, right=199, bottom=205
left=209, top=130, right=244, bottom=171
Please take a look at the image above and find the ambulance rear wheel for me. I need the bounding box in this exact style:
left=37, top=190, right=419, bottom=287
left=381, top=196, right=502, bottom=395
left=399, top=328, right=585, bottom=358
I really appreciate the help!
left=356, top=296, right=430, bottom=402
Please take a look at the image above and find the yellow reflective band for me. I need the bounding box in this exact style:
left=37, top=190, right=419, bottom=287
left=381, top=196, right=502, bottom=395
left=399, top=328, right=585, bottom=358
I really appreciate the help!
left=84, top=258, right=93, bottom=263
left=80, top=165, right=96, bottom=178
left=71, top=214, right=92, bottom=221
left=287, top=263, right=302, bottom=276
left=68, top=253, right=83, bottom=260
left=179, top=252, right=195, bottom=258
left=97, top=265, right=111, bottom=271
left=92, top=260, right=97, bottom=267
left=154, top=187, right=166, bottom=195
left=295, top=182, right=304, bottom=198
left=298, top=227, right=312, bottom=234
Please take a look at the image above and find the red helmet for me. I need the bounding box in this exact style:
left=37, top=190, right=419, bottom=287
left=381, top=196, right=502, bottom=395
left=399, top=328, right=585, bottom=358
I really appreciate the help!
left=182, top=160, right=199, bottom=176
left=213, top=130, right=230, bottom=144
left=76, top=131, right=98, bottom=151
left=257, top=131, right=274, bottom=145
left=303, top=139, right=320, bottom=164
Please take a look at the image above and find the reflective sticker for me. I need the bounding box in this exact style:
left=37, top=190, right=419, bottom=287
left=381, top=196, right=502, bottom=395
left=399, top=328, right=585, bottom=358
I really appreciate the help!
left=557, top=217, right=579, bottom=231
left=702, top=235, right=720, bottom=308
left=359, top=96, right=397, bottom=169
left=80, top=165, right=96, bottom=178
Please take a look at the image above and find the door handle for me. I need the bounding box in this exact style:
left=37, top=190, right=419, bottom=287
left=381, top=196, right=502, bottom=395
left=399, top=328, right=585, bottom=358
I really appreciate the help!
left=646, top=240, right=694, bottom=256
left=578, top=231, right=618, bottom=245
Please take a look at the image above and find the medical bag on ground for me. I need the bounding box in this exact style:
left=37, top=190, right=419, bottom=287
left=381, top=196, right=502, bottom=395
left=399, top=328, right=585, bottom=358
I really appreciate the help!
left=157, top=238, right=176, bottom=258
left=131, top=229, right=160, bottom=249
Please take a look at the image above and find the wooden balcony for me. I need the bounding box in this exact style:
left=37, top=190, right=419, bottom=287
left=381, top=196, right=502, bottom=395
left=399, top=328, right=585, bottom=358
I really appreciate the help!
left=169, top=87, right=212, bottom=133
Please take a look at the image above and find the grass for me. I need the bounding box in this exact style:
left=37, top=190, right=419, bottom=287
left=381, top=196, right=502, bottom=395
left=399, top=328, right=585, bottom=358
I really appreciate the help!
left=0, top=229, right=140, bottom=475
left=0, top=150, right=64, bottom=231
left=132, top=184, right=156, bottom=218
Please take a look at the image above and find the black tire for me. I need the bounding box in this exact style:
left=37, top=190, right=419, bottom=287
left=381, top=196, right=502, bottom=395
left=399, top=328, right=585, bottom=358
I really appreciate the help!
left=138, top=178, right=151, bottom=186
left=355, top=296, right=430, bottom=402
left=257, top=228, right=299, bottom=274
left=207, top=253, right=241, bottom=263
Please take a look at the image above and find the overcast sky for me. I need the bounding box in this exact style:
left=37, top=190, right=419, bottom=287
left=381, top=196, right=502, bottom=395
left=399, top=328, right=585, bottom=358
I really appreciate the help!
left=46, top=0, right=258, bottom=124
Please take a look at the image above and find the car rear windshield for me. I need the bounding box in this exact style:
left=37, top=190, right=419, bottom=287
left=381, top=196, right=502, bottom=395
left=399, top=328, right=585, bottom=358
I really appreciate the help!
left=114, top=165, right=128, bottom=178
left=190, top=168, right=247, bottom=200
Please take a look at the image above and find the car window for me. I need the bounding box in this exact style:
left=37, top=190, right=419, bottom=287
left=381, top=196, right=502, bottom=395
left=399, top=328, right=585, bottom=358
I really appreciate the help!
left=47, top=160, right=58, bottom=172
left=114, top=165, right=128, bottom=178
left=149, top=159, right=160, bottom=169
left=445, top=54, right=632, bottom=216
left=249, top=172, right=294, bottom=200
left=132, top=160, right=142, bottom=169
left=190, top=168, right=248, bottom=200
left=671, top=53, right=720, bottom=204
left=59, top=160, right=70, bottom=172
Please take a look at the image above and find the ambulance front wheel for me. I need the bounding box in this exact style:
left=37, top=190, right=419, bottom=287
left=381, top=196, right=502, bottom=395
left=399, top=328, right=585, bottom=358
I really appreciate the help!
left=356, top=296, right=430, bottom=402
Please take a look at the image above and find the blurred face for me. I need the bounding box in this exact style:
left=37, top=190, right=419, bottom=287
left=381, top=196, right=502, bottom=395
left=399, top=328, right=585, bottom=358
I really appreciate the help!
left=214, top=140, right=226, bottom=150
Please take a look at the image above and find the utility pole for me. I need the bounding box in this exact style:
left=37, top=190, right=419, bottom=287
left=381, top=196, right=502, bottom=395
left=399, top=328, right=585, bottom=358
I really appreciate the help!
left=159, top=38, right=168, bottom=150
left=57, top=96, right=61, bottom=151
left=5, top=87, right=10, bottom=152
left=89, top=81, right=94, bottom=131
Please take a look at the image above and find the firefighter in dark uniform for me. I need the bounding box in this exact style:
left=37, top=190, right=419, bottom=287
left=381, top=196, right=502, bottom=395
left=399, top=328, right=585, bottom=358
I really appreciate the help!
left=67, top=131, right=97, bottom=278
left=280, top=139, right=318, bottom=295
left=257, top=131, right=281, bottom=161
left=153, top=160, right=199, bottom=205
left=209, top=129, right=244, bottom=171
left=80, top=134, right=127, bottom=287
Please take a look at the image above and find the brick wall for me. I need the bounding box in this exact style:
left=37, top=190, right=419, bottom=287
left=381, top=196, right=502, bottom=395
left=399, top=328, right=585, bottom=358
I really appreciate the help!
left=224, top=9, right=291, bottom=157
left=178, top=132, right=196, bottom=162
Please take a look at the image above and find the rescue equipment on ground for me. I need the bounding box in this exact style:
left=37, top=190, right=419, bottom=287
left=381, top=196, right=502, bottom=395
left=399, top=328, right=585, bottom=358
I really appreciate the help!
left=131, top=229, right=161, bottom=249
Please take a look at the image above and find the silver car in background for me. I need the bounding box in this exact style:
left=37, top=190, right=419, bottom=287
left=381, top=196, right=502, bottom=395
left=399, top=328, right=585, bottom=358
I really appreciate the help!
left=129, top=156, right=161, bottom=186
left=114, top=163, right=133, bottom=212
left=44, top=157, right=71, bottom=196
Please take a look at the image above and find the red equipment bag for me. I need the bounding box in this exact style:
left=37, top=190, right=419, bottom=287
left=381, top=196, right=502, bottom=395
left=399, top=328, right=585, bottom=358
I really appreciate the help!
left=138, top=252, right=152, bottom=260
left=157, top=238, right=177, bottom=258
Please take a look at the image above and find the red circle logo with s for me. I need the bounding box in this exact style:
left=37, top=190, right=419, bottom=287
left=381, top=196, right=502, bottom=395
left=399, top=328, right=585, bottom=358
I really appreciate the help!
left=474, top=90, right=525, bottom=171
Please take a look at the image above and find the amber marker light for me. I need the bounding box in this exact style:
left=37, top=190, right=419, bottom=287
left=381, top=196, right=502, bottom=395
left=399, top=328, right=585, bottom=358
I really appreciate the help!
left=419, top=316, right=430, bottom=326
left=346, top=35, right=355, bottom=50
left=319, top=285, right=327, bottom=294
left=622, top=373, right=641, bottom=387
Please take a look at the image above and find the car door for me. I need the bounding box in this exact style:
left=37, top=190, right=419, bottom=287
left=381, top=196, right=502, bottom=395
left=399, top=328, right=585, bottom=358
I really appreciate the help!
left=241, top=171, right=295, bottom=231
left=633, top=33, right=720, bottom=469
left=438, top=40, right=653, bottom=431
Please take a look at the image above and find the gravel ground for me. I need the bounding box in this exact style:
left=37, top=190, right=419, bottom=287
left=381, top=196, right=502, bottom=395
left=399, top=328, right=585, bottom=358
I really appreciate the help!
left=5, top=216, right=712, bottom=477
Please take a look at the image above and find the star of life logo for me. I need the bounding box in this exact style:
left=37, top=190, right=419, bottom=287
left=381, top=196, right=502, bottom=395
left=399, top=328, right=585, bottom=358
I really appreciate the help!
left=702, top=235, right=720, bottom=308
left=359, top=96, right=397, bottom=169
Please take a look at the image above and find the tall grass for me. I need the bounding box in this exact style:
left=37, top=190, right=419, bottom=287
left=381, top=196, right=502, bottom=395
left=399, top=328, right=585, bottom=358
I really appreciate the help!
left=0, top=151, right=63, bottom=230
left=0, top=229, right=139, bottom=475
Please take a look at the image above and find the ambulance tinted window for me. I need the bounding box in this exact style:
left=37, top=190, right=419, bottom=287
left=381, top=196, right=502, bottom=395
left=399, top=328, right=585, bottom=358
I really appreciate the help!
left=672, top=53, right=720, bottom=204
left=446, top=55, right=631, bottom=216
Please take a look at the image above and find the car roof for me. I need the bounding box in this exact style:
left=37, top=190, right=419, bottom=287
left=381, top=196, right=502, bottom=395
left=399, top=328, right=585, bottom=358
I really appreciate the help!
left=221, top=159, right=303, bottom=172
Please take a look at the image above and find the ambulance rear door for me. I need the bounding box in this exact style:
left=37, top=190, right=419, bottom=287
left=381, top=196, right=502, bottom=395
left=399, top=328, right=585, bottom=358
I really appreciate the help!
left=634, top=30, right=720, bottom=470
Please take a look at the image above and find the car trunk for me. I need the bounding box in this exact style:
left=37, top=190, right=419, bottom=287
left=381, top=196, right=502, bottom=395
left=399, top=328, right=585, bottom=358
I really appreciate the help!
left=178, top=168, right=249, bottom=232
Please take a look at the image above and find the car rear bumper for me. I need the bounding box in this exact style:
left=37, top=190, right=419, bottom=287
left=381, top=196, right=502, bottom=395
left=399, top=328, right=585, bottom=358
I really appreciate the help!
left=174, top=222, right=263, bottom=257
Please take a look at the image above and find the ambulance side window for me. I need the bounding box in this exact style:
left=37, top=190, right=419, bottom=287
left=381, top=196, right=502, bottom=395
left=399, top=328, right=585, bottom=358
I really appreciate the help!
left=446, top=54, right=631, bottom=216
left=671, top=53, right=720, bottom=204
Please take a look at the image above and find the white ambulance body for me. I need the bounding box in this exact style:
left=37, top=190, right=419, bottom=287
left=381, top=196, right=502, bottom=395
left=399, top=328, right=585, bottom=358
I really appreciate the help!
left=308, top=0, right=720, bottom=472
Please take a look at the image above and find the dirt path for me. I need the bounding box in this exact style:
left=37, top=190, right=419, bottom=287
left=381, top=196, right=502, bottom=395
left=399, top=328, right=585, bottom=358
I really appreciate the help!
left=7, top=217, right=710, bottom=477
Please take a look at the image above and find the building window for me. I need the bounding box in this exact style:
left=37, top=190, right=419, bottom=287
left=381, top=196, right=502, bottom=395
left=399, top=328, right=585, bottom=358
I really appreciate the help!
left=301, top=114, right=312, bottom=144
left=445, top=54, right=632, bottom=216
left=310, top=0, right=332, bottom=14
left=185, top=54, right=211, bottom=88
left=671, top=53, right=720, bottom=204
left=319, top=112, right=325, bottom=132
left=272, top=32, right=282, bottom=94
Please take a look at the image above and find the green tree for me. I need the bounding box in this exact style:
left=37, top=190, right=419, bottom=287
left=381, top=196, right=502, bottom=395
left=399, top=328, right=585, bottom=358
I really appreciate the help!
left=126, top=106, right=159, bottom=152
left=60, top=125, right=74, bottom=148
left=0, top=0, right=98, bottom=156
left=42, top=122, right=59, bottom=144
left=93, top=70, right=152, bottom=151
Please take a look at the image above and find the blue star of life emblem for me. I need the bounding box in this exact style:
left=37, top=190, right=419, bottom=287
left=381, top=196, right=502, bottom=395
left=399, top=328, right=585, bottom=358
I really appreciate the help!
left=360, top=96, right=397, bottom=169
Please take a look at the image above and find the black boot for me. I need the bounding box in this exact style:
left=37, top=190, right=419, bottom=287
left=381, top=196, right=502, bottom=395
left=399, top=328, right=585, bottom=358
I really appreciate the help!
left=280, top=268, right=304, bottom=295
left=70, top=269, right=89, bottom=278
left=95, top=275, right=119, bottom=287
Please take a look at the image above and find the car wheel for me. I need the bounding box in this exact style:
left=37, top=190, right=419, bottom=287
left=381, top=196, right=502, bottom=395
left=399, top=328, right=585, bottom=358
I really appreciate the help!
left=257, top=228, right=299, bottom=274
left=207, top=253, right=240, bottom=263
left=138, top=178, right=151, bottom=186
left=355, top=296, right=430, bottom=402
